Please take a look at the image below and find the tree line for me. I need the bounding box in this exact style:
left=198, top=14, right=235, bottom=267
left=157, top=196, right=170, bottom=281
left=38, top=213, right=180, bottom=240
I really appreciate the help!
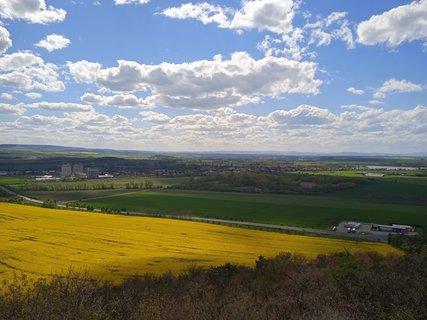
left=15, top=180, right=154, bottom=191
left=178, top=172, right=365, bottom=195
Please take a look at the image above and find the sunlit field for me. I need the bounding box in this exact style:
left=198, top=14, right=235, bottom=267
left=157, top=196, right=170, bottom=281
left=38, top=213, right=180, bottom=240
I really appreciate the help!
left=0, top=203, right=400, bottom=283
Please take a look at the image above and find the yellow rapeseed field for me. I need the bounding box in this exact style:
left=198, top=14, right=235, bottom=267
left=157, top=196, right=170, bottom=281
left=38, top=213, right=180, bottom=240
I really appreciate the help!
left=0, top=203, right=400, bottom=282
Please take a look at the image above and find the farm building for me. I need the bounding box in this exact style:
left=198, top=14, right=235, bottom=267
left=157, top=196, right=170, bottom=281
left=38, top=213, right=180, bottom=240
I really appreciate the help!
left=344, top=221, right=361, bottom=229
left=372, top=224, right=415, bottom=233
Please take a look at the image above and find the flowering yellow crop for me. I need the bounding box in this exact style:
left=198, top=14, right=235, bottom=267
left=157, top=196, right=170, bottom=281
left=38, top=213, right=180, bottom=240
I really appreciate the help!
left=0, top=203, right=400, bottom=283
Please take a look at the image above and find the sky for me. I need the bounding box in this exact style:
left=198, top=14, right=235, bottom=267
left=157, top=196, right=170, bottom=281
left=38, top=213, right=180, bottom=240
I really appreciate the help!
left=0, top=0, right=426, bottom=153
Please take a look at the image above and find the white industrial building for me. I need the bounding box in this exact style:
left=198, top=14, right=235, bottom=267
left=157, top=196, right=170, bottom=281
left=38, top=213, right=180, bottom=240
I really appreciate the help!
left=61, top=163, right=72, bottom=177
left=372, top=224, right=415, bottom=234
left=61, top=163, right=85, bottom=178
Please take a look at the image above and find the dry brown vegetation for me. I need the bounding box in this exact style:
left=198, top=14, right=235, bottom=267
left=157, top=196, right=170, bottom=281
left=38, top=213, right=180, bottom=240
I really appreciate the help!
left=1, top=251, right=426, bottom=320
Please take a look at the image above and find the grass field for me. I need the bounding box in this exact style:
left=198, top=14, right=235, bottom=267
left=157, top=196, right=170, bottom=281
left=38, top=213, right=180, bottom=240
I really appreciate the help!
left=22, top=189, right=135, bottom=202
left=290, top=172, right=427, bottom=203
left=15, top=174, right=427, bottom=205
left=0, top=203, right=400, bottom=283
left=0, top=176, right=28, bottom=185
left=330, top=177, right=427, bottom=203
left=14, top=172, right=427, bottom=195
left=14, top=176, right=191, bottom=191
left=79, top=190, right=427, bottom=230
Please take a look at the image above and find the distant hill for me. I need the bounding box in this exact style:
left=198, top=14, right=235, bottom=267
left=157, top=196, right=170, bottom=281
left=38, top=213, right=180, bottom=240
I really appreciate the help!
left=0, top=144, right=155, bottom=156
left=0, top=144, right=426, bottom=158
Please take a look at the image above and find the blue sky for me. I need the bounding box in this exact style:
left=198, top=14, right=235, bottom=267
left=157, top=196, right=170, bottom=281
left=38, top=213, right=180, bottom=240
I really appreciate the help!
left=0, top=0, right=426, bottom=153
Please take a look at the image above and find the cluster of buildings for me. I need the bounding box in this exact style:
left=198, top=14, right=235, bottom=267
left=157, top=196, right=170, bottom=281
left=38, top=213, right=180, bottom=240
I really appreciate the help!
left=61, top=163, right=84, bottom=177
left=33, top=164, right=112, bottom=181
left=61, top=163, right=99, bottom=179
left=340, top=221, right=416, bottom=235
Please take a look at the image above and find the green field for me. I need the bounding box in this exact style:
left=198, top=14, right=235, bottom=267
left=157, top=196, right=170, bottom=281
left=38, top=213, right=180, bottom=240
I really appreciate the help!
left=293, top=170, right=365, bottom=177
left=288, top=173, right=427, bottom=203
left=330, top=177, right=427, bottom=204
left=5, top=171, right=427, bottom=233
left=22, top=189, right=133, bottom=202
left=0, top=176, right=28, bottom=185
left=79, top=190, right=427, bottom=230
left=14, top=176, right=191, bottom=191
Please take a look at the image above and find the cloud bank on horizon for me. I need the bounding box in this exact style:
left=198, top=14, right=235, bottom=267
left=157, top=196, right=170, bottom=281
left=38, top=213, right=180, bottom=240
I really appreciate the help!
left=0, top=0, right=426, bottom=153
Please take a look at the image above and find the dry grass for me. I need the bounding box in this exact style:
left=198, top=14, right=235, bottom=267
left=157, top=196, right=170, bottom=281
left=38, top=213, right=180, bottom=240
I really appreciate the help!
left=0, top=203, right=400, bottom=283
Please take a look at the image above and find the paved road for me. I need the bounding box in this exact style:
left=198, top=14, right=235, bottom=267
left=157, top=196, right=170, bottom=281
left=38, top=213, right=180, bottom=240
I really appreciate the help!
left=0, top=185, right=87, bottom=210
left=0, top=185, right=43, bottom=204
left=122, top=211, right=388, bottom=242
left=1, top=185, right=388, bottom=242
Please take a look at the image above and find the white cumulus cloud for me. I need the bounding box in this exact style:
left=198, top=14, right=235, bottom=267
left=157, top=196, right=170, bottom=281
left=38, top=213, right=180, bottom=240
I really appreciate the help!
left=258, top=11, right=354, bottom=60
left=27, top=101, right=94, bottom=112
left=1, top=92, right=14, bottom=100
left=373, top=78, right=423, bottom=99
left=230, top=0, right=299, bottom=34
left=25, top=92, right=42, bottom=99
left=16, top=114, right=69, bottom=126
left=2, top=103, right=427, bottom=153
left=70, top=52, right=321, bottom=110
left=0, top=0, right=66, bottom=24
left=357, top=0, right=427, bottom=47
left=0, top=51, right=65, bottom=92
left=81, top=93, right=148, bottom=108
left=133, top=104, right=427, bottom=152
left=35, top=34, right=70, bottom=52
left=162, top=3, right=231, bottom=28
left=259, top=105, right=337, bottom=126
left=140, top=111, right=171, bottom=123
left=67, top=60, right=102, bottom=83
left=0, top=102, right=25, bottom=115
left=0, top=25, right=12, bottom=54
left=346, top=87, right=364, bottom=95
left=162, top=0, right=299, bottom=35
left=114, top=0, right=150, bottom=5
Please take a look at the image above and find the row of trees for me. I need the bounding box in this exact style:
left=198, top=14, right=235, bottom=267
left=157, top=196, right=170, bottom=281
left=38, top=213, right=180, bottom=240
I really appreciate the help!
left=178, top=173, right=363, bottom=195
left=16, top=180, right=155, bottom=191
left=125, top=180, right=153, bottom=189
